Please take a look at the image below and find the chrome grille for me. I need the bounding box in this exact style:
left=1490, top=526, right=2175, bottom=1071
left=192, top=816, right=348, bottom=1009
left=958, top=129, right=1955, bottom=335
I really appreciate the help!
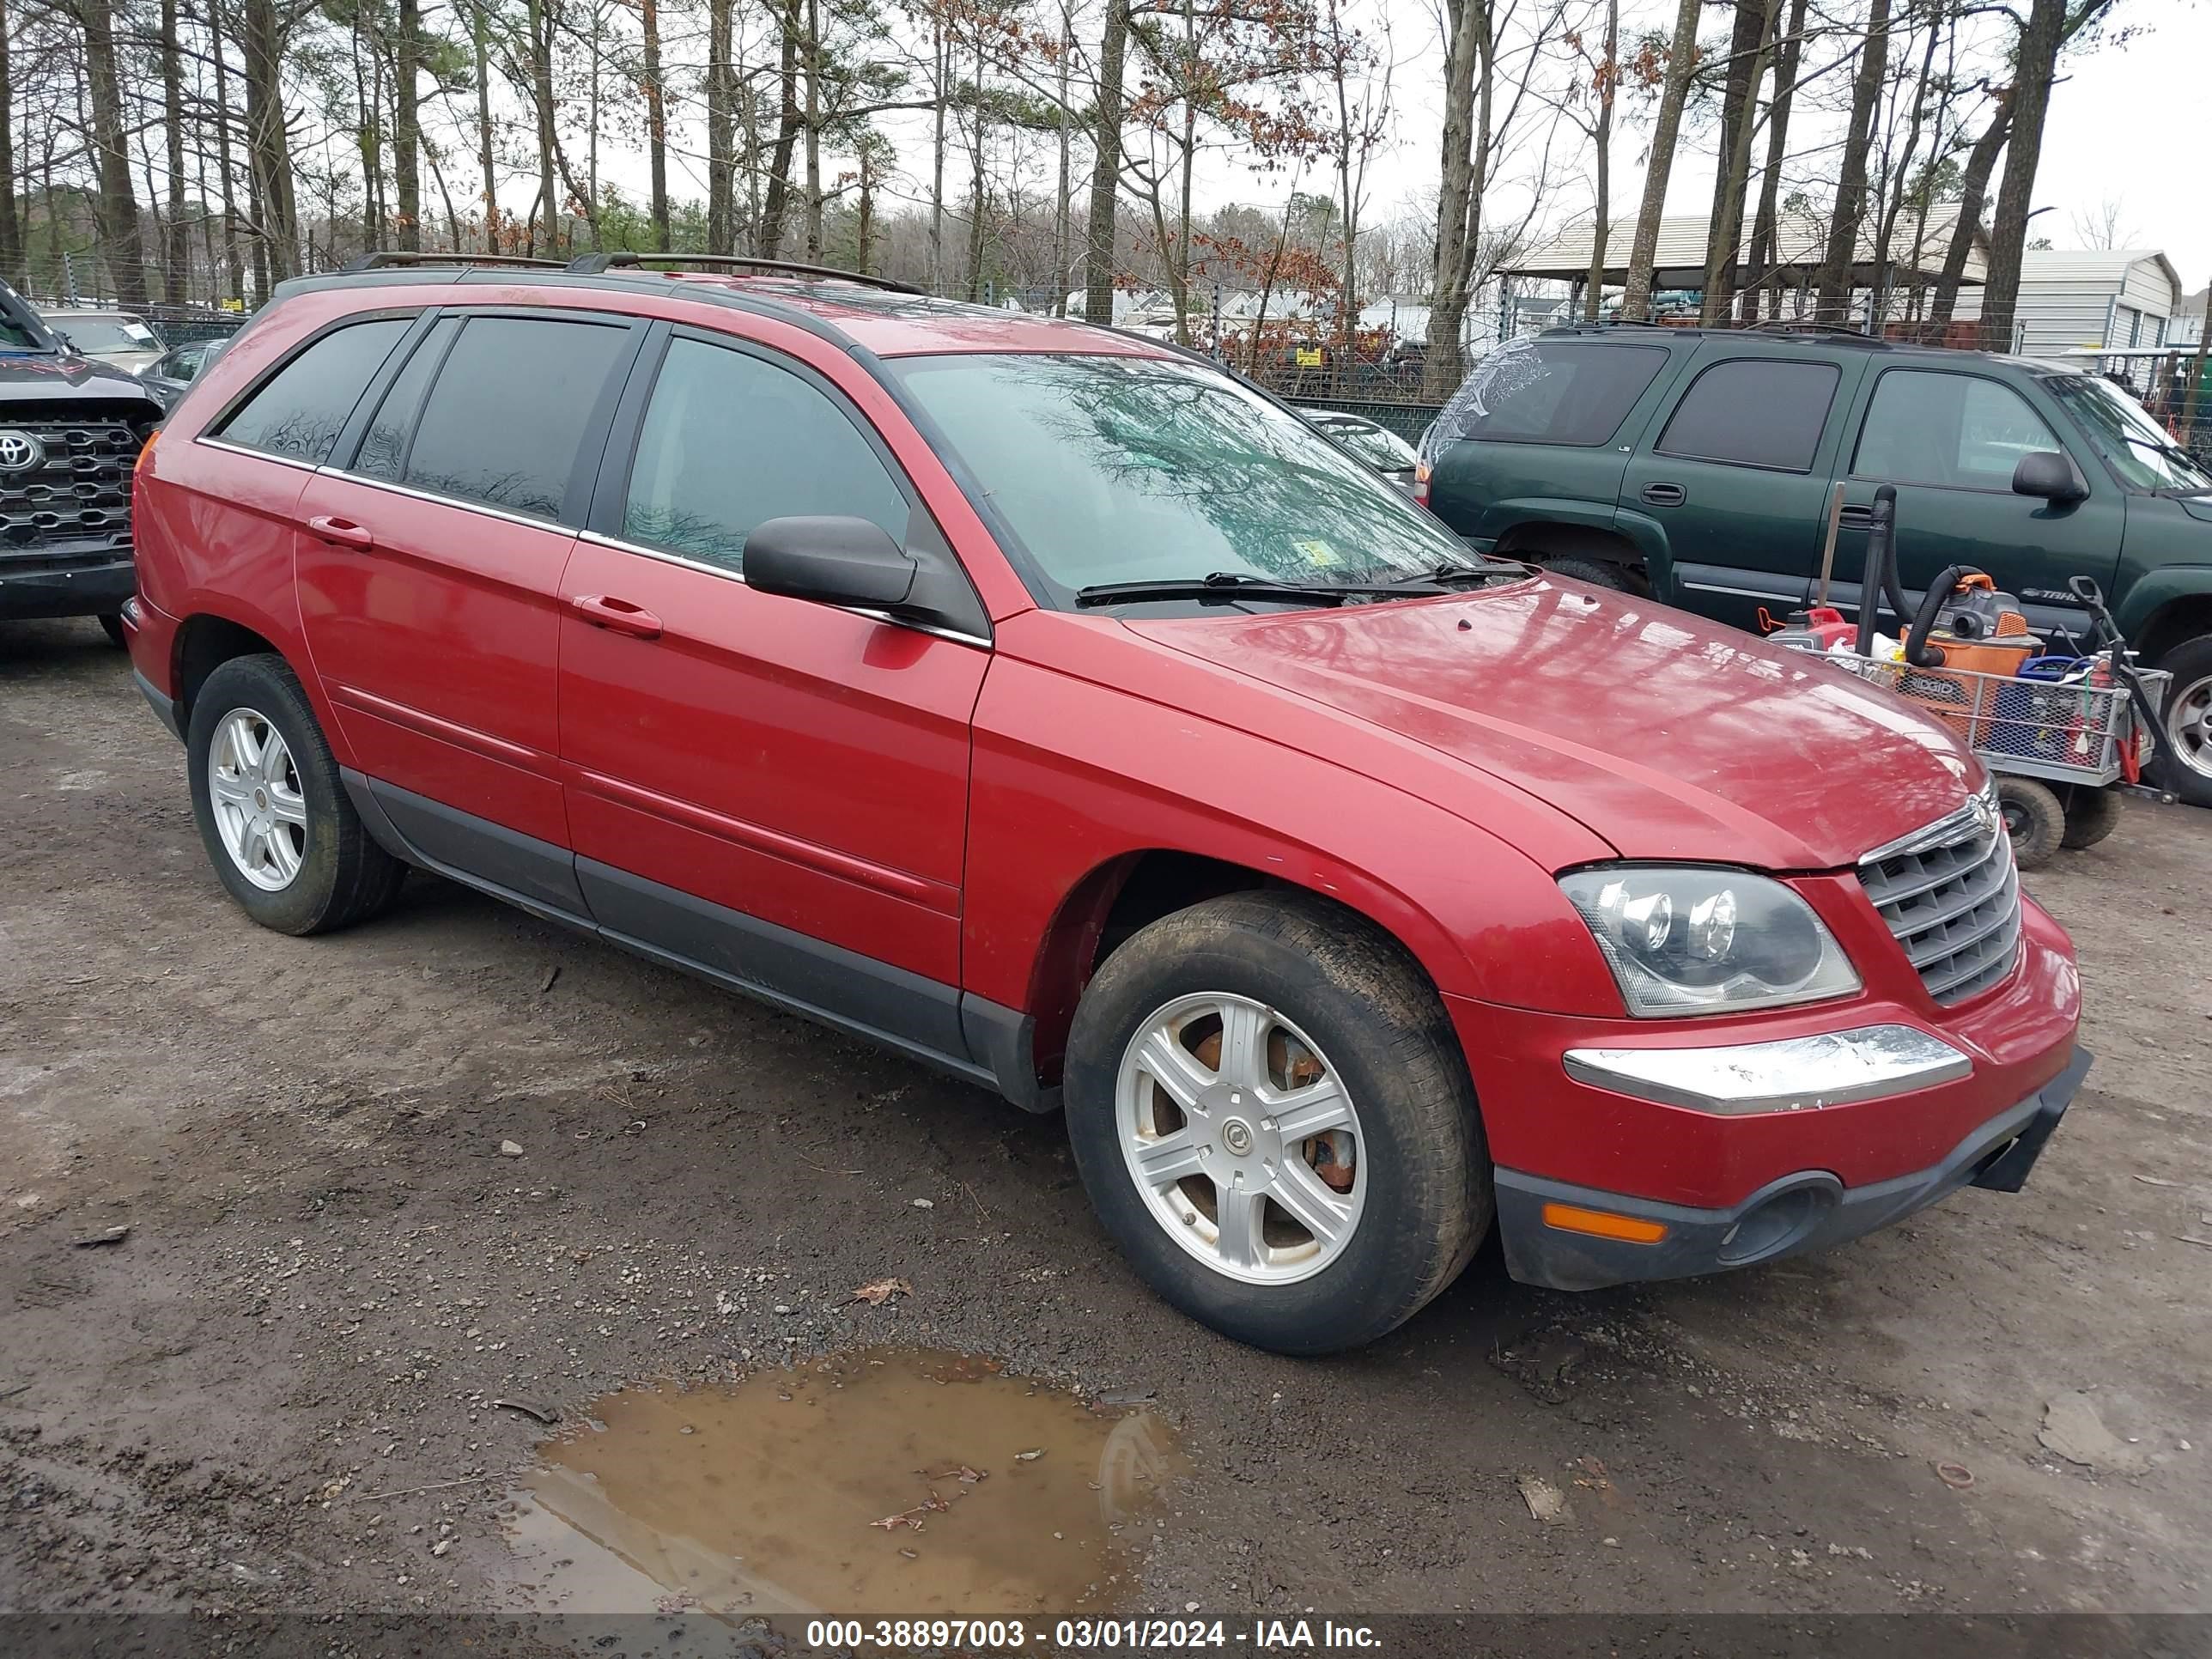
left=0, top=419, right=139, bottom=559
left=1857, top=794, right=2022, bottom=1006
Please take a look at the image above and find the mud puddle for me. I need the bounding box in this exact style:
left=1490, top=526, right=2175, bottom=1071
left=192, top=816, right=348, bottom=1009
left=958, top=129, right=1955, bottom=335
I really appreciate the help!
left=503, top=1348, right=1182, bottom=1617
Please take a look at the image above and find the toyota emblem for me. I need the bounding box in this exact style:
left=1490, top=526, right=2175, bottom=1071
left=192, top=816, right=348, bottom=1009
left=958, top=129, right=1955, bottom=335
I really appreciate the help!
left=0, top=429, right=42, bottom=473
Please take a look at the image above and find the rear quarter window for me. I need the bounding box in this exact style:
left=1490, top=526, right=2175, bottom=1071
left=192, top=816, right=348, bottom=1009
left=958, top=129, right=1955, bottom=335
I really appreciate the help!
left=213, top=317, right=413, bottom=464
left=1446, top=342, right=1670, bottom=447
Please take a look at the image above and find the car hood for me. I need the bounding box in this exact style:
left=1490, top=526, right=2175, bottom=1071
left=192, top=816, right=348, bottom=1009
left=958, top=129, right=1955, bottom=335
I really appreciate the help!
left=1125, top=578, right=1978, bottom=870
left=0, top=350, right=165, bottom=410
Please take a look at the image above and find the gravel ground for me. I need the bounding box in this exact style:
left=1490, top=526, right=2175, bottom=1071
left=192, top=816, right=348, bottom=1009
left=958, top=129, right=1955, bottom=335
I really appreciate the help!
left=3, top=614, right=2209, bottom=1625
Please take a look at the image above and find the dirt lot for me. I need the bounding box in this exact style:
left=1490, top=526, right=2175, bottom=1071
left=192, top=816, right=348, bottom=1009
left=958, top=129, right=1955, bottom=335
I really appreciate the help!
left=3, top=614, right=2210, bottom=1628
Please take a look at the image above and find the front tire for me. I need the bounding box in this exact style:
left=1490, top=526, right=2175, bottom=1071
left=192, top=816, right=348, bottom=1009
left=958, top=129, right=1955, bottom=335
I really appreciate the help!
left=1542, top=555, right=1634, bottom=592
left=97, top=612, right=127, bottom=648
left=1063, top=890, right=1491, bottom=1355
left=186, top=653, right=406, bottom=934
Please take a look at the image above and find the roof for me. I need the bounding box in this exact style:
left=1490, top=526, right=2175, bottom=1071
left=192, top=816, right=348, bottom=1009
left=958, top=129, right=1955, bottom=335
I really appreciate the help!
left=1503, top=210, right=1985, bottom=288
left=1531, top=319, right=2083, bottom=376
left=271, top=264, right=1170, bottom=361
left=2013, top=248, right=2183, bottom=294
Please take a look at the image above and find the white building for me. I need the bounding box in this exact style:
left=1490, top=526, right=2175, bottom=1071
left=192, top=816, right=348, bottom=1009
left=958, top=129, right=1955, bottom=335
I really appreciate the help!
left=1952, top=249, right=2186, bottom=356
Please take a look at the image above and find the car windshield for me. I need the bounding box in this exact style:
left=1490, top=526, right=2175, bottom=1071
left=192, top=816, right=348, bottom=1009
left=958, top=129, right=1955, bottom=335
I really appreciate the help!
left=2045, top=373, right=2212, bottom=493
left=1324, top=420, right=1419, bottom=471
left=66, top=318, right=160, bottom=352
left=890, top=353, right=1473, bottom=605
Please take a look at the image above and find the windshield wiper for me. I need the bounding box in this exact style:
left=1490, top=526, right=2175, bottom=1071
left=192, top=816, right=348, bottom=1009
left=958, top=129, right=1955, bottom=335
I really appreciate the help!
left=1075, top=571, right=1445, bottom=608
left=1389, top=557, right=1533, bottom=587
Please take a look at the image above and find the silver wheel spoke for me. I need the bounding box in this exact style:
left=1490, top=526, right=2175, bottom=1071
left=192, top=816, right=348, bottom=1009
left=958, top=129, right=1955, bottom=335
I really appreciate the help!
left=1133, top=1129, right=1204, bottom=1189
left=1213, top=1185, right=1266, bottom=1270
left=1134, top=1031, right=1210, bottom=1112
left=1267, top=1161, right=1352, bottom=1249
left=1269, top=1080, right=1353, bottom=1142
left=267, top=782, right=308, bottom=825
left=1213, top=1000, right=1267, bottom=1091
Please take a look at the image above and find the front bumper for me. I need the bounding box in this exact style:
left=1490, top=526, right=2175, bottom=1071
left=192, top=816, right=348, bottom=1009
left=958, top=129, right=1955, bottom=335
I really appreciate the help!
left=0, top=555, right=136, bottom=620
left=1496, top=1046, right=2090, bottom=1290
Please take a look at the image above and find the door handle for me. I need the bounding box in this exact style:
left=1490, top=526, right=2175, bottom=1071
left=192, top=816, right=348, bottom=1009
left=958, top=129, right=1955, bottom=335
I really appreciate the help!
left=572, top=593, right=663, bottom=640
left=1838, top=503, right=1875, bottom=526
left=306, top=514, right=374, bottom=551
left=1640, top=482, right=1686, bottom=507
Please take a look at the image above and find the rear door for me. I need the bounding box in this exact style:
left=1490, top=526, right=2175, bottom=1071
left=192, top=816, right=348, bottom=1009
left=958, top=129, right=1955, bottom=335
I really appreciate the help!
left=1618, top=348, right=1865, bottom=633
left=295, top=308, right=645, bottom=908
left=555, top=324, right=990, bottom=1061
left=1826, top=363, right=2124, bottom=646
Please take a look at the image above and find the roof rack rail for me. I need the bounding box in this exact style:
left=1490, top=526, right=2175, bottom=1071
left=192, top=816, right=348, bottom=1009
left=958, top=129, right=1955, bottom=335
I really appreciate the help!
left=565, top=251, right=924, bottom=295
left=339, top=251, right=568, bottom=272
left=1748, top=319, right=1871, bottom=338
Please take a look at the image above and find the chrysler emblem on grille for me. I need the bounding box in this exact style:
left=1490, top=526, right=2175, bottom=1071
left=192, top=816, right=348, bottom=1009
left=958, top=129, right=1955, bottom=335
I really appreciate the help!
left=0, top=429, right=43, bottom=473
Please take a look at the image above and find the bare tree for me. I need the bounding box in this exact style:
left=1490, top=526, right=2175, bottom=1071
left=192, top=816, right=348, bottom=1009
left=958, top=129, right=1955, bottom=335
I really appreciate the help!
left=1620, top=0, right=1699, bottom=323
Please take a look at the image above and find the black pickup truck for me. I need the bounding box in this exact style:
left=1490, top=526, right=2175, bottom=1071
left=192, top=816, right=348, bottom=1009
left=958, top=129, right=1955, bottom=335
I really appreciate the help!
left=0, top=282, right=166, bottom=643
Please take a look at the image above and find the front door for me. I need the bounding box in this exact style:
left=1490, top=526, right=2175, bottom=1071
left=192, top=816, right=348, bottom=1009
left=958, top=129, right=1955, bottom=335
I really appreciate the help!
left=1620, top=349, right=1865, bottom=634
left=295, top=309, right=644, bottom=886
left=555, top=326, right=990, bottom=1062
left=1826, top=364, right=2125, bottom=648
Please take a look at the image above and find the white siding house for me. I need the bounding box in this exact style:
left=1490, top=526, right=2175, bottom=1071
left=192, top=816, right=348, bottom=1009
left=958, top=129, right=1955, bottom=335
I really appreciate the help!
left=1952, top=250, right=2186, bottom=356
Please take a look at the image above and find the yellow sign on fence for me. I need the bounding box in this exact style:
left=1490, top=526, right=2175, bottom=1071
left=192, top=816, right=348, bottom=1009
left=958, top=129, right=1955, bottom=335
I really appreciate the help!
left=1295, top=348, right=1324, bottom=368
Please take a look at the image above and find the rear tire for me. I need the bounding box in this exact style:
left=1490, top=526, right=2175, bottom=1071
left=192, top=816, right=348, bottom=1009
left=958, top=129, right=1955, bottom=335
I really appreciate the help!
left=1063, top=890, right=1491, bottom=1355
left=186, top=653, right=406, bottom=935
left=1996, top=777, right=2066, bottom=871
left=1542, top=555, right=1634, bottom=592
left=2058, top=787, right=2123, bottom=851
left=2152, top=635, right=2212, bottom=809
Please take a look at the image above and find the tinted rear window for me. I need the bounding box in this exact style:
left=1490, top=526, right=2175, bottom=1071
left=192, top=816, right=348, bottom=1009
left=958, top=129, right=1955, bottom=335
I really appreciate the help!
left=1657, top=358, right=1840, bottom=471
left=216, top=318, right=411, bottom=463
left=1448, top=342, right=1668, bottom=446
left=399, top=317, right=632, bottom=521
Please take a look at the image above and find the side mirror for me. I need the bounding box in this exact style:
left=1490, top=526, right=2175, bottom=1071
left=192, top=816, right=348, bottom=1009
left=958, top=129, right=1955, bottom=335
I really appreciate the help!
left=2011, top=450, right=2086, bottom=505
left=744, top=515, right=917, bottom=610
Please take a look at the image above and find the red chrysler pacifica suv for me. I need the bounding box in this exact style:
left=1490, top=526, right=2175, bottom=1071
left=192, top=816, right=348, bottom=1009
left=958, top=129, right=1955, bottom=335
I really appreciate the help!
left=121, top=253, right=2087, bottom=1353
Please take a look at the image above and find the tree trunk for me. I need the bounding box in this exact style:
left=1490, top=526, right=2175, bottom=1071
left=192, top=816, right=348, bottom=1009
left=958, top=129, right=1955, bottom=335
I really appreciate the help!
left=1082, top=0, right=1128, bottom=326
left=964, top=42, right=987, bottom=300
left=1927, top=92, right=2008, bottom=325
left=526, top=0, right=559, bottom=252
left=395, top=0, right=420, bottom=249
left=856, top=143, right=874, bottom=272
left=207, top=0, right=246, bottom=301
left=1814, top=0, right=1889, bottom=321
left=1702, top=0, right=1778, bottom=324
left=1581, top=0, right=1617, bottom=321
left=1423, top=0, right=1489, bottom=397
left=929, top=21, right=947, bottom=291
left=1869, top=15, right=1940, bottom=330
left=1981, top=0, right=2103, bottom=349
left=1621, top=0, right=1700, bottom=323
left=160, top=0, right=189, bottom=297
left=1053, top=8, right=1070, bottom=314
left=803, top=0, right=823, bottom=258
left=78, top=0, right=149, bottom=302
left=1, top=0, right=23, bottom=287
left=757, top=0, right=799, bottom=258
left=473, top=0, right=498, bottom=249
left=641, top=0, right=668, bottom=251
left=1739, top=0, right=1808, bottom=321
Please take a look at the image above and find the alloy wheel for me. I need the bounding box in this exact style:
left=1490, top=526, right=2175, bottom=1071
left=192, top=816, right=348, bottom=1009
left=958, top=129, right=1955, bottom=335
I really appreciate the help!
left=2168, top=673, right=2212, bottom=781
left=208, top=707, right=307, bottom=890
left=1115, top=993, right=1366, bottom=1285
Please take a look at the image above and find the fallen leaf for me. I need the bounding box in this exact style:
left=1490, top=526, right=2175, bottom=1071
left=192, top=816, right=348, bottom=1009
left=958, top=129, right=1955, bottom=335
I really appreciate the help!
left=852, top=1277, right=913, bottom=1306
left=1014, top=1449, right=1044, bottom=1462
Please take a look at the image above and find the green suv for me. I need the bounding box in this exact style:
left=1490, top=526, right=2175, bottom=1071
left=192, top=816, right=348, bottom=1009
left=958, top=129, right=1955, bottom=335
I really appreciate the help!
left=1419, top=324, right=2212, bottom=804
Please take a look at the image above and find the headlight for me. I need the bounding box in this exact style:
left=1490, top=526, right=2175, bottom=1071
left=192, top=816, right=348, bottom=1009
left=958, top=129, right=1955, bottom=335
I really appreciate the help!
left=1559, top=866, right=1861, bottom=1017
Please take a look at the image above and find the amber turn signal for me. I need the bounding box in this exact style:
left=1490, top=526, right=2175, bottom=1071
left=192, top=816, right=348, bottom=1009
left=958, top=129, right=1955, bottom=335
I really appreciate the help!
left=1540, top=1201, right=1669, bottom=1245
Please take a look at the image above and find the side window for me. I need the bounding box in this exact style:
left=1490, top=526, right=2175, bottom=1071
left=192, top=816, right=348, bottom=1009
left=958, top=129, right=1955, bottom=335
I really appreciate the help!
left=1449, top=342, right=1669, bottom=447
left=1656, top=359, right=1841, bottom=471
left=620, top=336, right=910, bottom=574
left=214, top=318, right=411, bottom=463
left=1853, top=370, right=2064, bottom=489
left=354, top=318, right=459, bottom=482
left=400, top=316, right=633, bottom=521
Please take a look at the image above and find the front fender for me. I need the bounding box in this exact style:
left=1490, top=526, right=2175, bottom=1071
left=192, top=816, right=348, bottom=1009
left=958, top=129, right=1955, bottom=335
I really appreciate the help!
left=2111, top=562, right=2212, bottom=647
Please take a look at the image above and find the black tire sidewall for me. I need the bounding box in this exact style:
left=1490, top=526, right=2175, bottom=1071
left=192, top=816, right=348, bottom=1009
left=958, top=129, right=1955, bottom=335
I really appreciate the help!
left=2058, top=787, right=2123, bottom=850
left=1544, top=556, right=1632, bottom=592
left=1996, top=778, right=2065, bottom=870
left=186, top=656, right=353, bottom=934
left=1064, top=899, right=1489, bottom=1355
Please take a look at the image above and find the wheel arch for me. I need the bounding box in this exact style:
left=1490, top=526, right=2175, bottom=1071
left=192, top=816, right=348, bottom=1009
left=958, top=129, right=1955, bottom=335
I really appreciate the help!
left=1492, top=520, right=1650, bottom=589
left=2130, top=588, right=2212, bottom=669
